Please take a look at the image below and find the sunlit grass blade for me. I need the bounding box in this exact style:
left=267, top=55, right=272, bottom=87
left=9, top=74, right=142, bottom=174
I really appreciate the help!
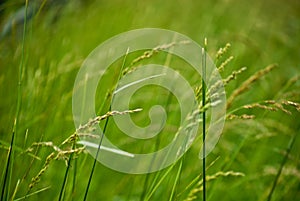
left=78, top=141, right=134, bottom=158
left=145, top=164, right=175, bottom=201
left=168, top=159, right=183, bottom=201
left=10, top=179, right=20, bottom=201
left=14, top=186, right=51, bottom=201
left=113, top=73, right=166, bottom=94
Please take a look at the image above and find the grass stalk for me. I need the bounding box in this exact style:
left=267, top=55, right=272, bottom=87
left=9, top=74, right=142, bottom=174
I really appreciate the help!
left=83, top=116, right=110, bottom=201
left=140, top=36, right=179, bottom=200
left=1, top=130, right=15, bottom=201
left=202, top=38, right=207, bottom=201
left=266, top=132, right=298, bottom=201
left=58, top=142, right=76, bottom=201
left=1, top=1, right=29, bottom=200
left=71, top=156, right=77, bottom=200
left=83, top=48, right=129, bottom=201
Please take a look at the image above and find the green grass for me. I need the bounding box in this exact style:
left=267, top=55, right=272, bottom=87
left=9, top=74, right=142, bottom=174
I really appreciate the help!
left=1, top=0, right=300, bottom=200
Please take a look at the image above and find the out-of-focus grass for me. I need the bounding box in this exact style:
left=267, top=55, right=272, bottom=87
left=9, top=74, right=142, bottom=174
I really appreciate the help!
left=0, top=0, right=299, bottom=200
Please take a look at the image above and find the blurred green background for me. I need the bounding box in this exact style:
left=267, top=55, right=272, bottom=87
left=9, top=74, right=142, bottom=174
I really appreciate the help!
left=0, top=0, right=299, bottom=200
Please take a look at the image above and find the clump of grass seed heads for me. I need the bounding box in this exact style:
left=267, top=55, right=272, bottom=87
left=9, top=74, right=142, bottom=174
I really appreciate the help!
left=243, top=100, right=300, bottom=114
left=196, top=42, right=235, bottom=106
left=25, top=141, right=61, bottom=153
left=216, top=43, right=231, bottom=61
left=183, top=171, right=245, bottom=201
left=218, top=56, right=234, bottom=72
left=227, top=63, right=277, bottom=109
left=226, top=114, right=256, bottom=120
left=27, top=109, right=142, bottom=191
left=28, top=147, right=85, bottom=190
left=215, top=43, right=233, bottom=72
left=28, top=152, right=56, bottom=190
left=222, top=66, right=248, bottom=86
left=77, top=109, right=142, bottom=133
left=122, top=40, right=190, bottom=75
left=205, top=66, right=248, bottom=104
left=227, top=100, right=300, bottom=120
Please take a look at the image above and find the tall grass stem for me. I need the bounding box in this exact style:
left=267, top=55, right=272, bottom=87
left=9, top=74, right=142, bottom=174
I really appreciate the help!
left=82, top=116, right=110, bottom=201
left=83, top=48, right=129, bottom=201
left=202, top=38, right=207, bottom=201
left=58, top=143, right=76, bottom=201
left=266, top=132, right=298, bottom=201
left=1, top=1, right=28, bottom=200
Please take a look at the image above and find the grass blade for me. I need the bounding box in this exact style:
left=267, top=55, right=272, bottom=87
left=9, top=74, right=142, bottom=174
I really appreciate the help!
left=145, top=165, right=175, bottom=201
left=78, top=141, right=134, bottom=158
left=9, top=179, right=20, bottom=201
left=14, top=186, right=51, bottom=201
left=169, top=159, right=183, bottom=201
left=113, top=73, right=166, bottom=94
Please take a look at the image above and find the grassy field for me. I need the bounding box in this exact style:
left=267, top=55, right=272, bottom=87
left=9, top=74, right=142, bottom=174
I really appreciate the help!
left=0, top=0, right=300, bottom=200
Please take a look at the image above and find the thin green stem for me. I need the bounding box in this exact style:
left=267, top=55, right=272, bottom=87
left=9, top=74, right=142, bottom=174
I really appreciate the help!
left=83, top=48, right=129, bottom=201
left=71, top=156, right=77, bottom=201
left=267, top=132, right=298, bottom=201
left=58, top=142, right=76, bottom=201
left=202, top=38, right=207, bottom=201
left=140, top=89, right=173, bottom=201
left=1, top=1, right=28, bottom=201
left=1, top=130, right=15, bottom=201
left=140, top=37, right=177, bottom=200
left=83, top=115, right=110, bottom=201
